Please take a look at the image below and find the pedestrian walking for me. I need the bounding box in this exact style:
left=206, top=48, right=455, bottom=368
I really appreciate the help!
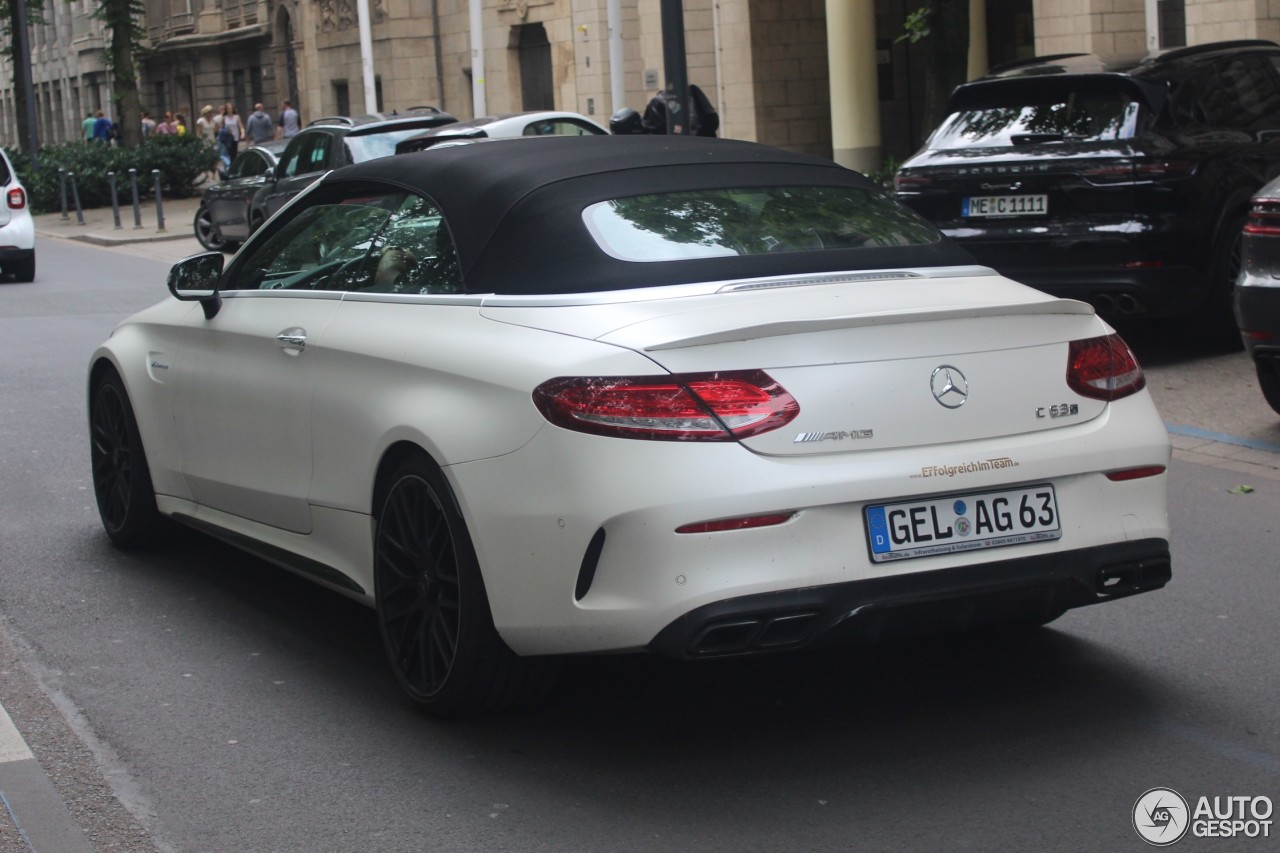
left=156, top=111, right=176, bottom=135
left=141, top=111, right=157, bottom=138
left=92, top=110, right=113, bottom=143
left=175, top=114, right=189, bottom=136
left=246, top=103, right=274, bottom=147
left=221, top=103, right=243, bottom=154
left=195, top=105, right=217, bottom=142
left=82, top=111, right=96, bottom=142
left=278, top=99, right=300, bottom=139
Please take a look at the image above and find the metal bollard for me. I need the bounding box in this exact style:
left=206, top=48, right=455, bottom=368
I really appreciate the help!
left=68, top=172, right=85, bottom=225
left=58, top=169, right=68, bottom=220
left=108, top=171, right=122, bottom=229
left=129, top=169, right=142, bottom=228
left=152, top=169, right=166, bottom=232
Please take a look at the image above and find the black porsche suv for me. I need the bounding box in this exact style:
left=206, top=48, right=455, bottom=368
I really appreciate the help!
left=894, top=40, right=1280, bottom=337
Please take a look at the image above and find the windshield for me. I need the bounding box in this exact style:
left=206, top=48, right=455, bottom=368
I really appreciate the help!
left=929, top=85, right=1143, bottom=149
left=583, top=185, right=941, bottom=262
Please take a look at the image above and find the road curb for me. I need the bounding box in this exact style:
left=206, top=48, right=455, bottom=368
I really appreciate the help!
left=1, top=702, right=94, bottom=853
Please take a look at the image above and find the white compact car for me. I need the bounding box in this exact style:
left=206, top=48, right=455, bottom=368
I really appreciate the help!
left=393, top=110, right=607, bottom=154
left=89, top=137, right=1172, bottom=717
left=0, top=147, right=35, bottom=282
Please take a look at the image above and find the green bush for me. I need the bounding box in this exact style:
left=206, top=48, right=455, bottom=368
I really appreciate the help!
left=4, top=136, right=218, bottom=214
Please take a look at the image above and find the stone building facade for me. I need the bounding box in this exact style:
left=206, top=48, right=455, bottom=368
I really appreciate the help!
left=3, top=1, right=1280, bottom=168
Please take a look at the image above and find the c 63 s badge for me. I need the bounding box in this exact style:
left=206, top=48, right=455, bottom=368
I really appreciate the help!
left=1036, top=402, right=1080, bottom=419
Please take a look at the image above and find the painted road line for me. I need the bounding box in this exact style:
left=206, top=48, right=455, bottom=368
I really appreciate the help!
left=0, top=703, right=33, bottom=765
left=1165, top=423, right=1280, bottom=454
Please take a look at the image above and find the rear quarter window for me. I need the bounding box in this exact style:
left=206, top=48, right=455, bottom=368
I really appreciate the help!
left=583, top=186, right=940, bottom=262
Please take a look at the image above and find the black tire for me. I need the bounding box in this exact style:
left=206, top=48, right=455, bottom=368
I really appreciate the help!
left=1200, top=213, right=1247, bottom=351
left=11, top=253, right=34, bottom=283
left=193, top=203, right=226, bottom=252
left=373, top=455, right=551, bottom=717
left=1258, top=362, right=1280, bottom=415
left=89, top=369, right=166, bottom=548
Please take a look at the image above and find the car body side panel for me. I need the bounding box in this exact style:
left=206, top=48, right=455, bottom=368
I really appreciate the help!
left=306, top=299, right=664, bottom=515
left=90, top=298, right=203, bottom=501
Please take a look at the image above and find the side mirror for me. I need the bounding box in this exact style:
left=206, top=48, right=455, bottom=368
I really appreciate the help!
left=167, top=252, right=224, bottom=318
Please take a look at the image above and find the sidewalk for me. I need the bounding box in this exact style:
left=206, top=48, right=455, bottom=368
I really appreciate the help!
left=33, top=193, right=202, bottom=248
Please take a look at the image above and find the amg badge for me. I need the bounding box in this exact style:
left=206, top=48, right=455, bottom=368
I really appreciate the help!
left=794, top=429, right=874, bottom=443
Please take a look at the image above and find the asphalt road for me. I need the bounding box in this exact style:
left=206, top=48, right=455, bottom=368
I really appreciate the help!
left=1, top=237, right=1277, bottom=852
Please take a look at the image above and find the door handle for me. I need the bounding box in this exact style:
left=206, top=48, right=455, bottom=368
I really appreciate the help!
left=276, top=327, right=307, bottom=350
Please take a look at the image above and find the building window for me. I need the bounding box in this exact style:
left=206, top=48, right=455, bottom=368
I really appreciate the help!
left=334, top=81, right=350, bottom=117
left=1158, top=0, right=1186, bottom=48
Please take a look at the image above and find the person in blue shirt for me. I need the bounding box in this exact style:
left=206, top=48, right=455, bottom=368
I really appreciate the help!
left=92, top=110, right=113, bottom=143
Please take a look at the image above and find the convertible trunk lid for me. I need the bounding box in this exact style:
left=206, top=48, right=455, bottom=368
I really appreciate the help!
left=481, top=269, right=1115, bottom=456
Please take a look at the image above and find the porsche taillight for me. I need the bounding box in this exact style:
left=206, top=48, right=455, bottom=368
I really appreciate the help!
left=1067, top=334, right=1146, bottom=401
left=1081, top=158, right=1196, bottom=185
left=532, top=370, right=799, bottom=441
left=6, top=187, right=25, bottom=209
left=1244, top=197, right=1280, bottom=237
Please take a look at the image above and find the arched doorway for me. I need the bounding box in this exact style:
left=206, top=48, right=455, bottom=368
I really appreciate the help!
left=517, top=23, right=554, bottom=111
left=273, top=4, right=300, bottom=111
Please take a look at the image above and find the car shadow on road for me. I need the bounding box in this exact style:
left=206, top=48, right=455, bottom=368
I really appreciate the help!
left=108, top=523, right=1172, bottom=804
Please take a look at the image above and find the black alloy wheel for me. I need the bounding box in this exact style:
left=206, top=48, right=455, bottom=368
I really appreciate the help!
left=373, top=456, right=547, bottom=717
left=193, top=203, right=226, bottom=252
left=89, top=370, right=164, bottom=548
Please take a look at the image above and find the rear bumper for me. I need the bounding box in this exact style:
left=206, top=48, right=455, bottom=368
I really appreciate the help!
left=1236, top=281, right=1280, bottom=360
left=649, top=538, right=1171, bottom=658
left=0, top=246, right=34, bottom=267
left=933, top=215, right=1209, bottom=318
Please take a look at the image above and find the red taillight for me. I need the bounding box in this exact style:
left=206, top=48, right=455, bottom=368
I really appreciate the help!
left=6, top=187, right=25, bottom=209
left=1105, top=465, right=1166, bottom=482
left=1082, top=159, right=1195, bottom=185
left=1244, top=198, right=1280, bottom=237
left=1067, top=334, right=1146, bottom=401
left=532, top=370, right=799, bottom=441
left=676, top=512, right=796, bottom=534
left=894, top=173, right=931, bottom=193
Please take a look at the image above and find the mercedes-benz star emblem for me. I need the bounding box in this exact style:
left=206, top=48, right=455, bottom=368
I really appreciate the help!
left=930, top=365, right=969, bottom=409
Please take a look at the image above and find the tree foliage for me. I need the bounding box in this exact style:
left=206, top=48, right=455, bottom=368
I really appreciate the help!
left=899, top=3, right=971, bottom=145
left=91, top=0, right=146, bottom=148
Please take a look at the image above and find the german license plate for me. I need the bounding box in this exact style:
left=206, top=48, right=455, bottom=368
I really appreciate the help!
left=865, top=485, right=1061, bottom=563
left=962, top=194, right=1048, bottom=217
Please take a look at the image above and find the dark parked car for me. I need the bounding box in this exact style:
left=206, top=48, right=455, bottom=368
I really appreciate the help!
left=194, top=140, right=288, bottom=251
left=196, top=109, right=457, bottom=249
left=255, top=109, right=456, bottom=224
left=895, top=40, right=1280, bottom=339
left=1235, top=176, right=1280, bottom=414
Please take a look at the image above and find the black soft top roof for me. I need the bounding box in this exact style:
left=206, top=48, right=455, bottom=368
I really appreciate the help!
left=325, top=135, right=971, bottom=294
